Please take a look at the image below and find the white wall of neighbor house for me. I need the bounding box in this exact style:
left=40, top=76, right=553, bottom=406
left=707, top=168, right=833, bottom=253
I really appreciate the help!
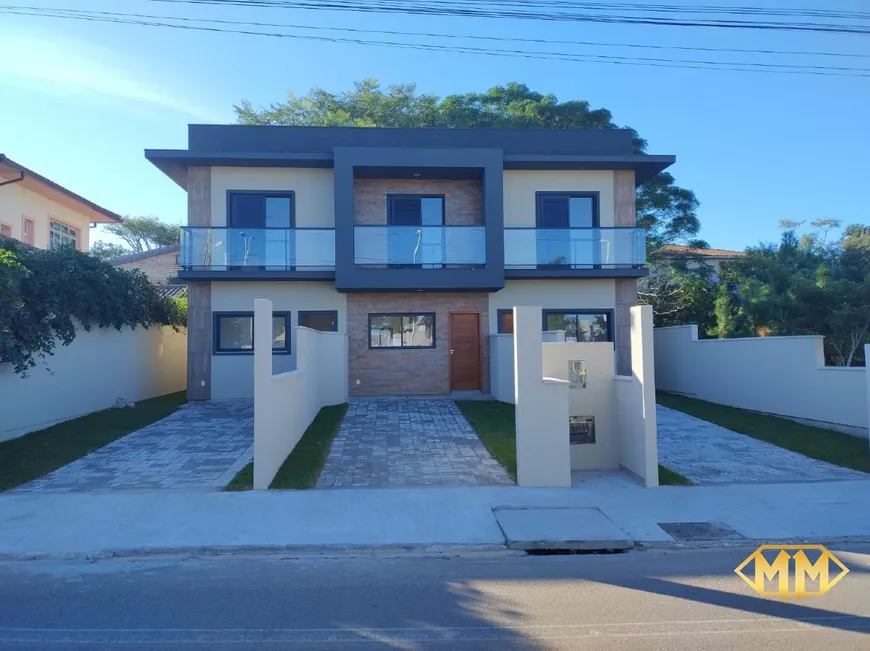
left=209, top=167, right=336, bottom=227
left=487, top=279, right=617, bottom=335
left=0, top=324, right=187, bottom=442
left=0, top=182, right=94, bottom=250
left=253, top=299, right=348, bottom=489
left=655, top=325, right=869, bottom=437
left=502, top=170, right=616, bottom=228
left=210, top=281, right=347, bottom=400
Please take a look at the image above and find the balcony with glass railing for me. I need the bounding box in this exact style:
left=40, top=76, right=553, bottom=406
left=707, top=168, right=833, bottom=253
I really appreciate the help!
left=179, top=227, right=335, bottom=271
left=354, top=226, right=487, bottom=267
left=504, top=227, right=646, bottom=270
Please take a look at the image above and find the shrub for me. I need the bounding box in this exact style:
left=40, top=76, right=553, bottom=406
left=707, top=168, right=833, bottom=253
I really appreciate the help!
left=0, top=240, right=186, bottom=376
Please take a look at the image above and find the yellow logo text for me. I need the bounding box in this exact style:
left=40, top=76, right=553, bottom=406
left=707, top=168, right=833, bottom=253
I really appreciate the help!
left=735, top=545, right=849, bottom=599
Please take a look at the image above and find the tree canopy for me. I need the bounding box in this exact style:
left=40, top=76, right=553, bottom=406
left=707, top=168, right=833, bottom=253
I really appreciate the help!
left=103, top=216, right=180, bottom=254
left=89, top=241, right=130, bottom=262
left=235, top=79, right=704, bottom=252
left=717, top=220, right=870, bottom=366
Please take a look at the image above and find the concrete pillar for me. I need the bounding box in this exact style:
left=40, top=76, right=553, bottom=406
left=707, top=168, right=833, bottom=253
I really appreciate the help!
left=613, top=170, right=638, bottom=377
left=865, top=344, right=870, bottom=454
left=185, top=166, right=212, bottom=400
left=631, top=304, right=658, bottom=487
left=253, top=299, right=273, bottom=490
left=513, top=306, right=571, bottom=487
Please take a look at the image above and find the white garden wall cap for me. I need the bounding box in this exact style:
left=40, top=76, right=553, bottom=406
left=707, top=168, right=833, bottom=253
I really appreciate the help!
left=542, top=377, right=570, bottom=385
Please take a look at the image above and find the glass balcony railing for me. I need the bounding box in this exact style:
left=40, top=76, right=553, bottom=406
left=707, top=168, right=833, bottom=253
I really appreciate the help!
left=504, top=227, right=646, bottom=269
left=180, top=227, right=335, bottom=270
left=354, top=226, right=486, bottom=267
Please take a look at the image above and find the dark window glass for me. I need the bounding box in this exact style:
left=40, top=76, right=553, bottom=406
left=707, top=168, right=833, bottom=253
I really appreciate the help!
left=228, top=192, right=294, bottom=228
left=387, top=195, right=444, bottom=226
left=369, top=313, right=435, bottom=349
left=214, top=313, right=291, bottom=353
left=498, top=311, right=514, bottom=334
left=537, top=194, right=597, bottom=229
left=299, top=311, right=337, bottom=332
left=544, top=311, right=611, bottom=342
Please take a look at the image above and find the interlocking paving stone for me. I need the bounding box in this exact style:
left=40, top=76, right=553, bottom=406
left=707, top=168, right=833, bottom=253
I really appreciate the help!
left=656, top=405, right=868, bottom=485
left=316, top=398, right=514, bottom=488
left=14, top=402, right=253, bottom=492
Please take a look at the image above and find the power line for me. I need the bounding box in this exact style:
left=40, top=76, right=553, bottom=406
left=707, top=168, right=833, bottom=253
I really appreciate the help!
left=9, top=5, right=869, bottom=60
left=3, top=6, right=868, bottom=77
left=140, top=0, right=870, bottom=35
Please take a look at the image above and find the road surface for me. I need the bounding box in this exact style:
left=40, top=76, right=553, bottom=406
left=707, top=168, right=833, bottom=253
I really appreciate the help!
left=0, top=545, right=867, bottom=650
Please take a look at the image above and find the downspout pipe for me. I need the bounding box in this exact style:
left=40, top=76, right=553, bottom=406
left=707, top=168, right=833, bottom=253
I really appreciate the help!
left=0, top=155, right=25, bottom=188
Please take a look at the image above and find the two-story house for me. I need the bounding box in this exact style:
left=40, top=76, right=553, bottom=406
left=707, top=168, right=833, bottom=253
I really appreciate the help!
left=0, top=154, right=122, bottom=249
left=145, top=126, right=674, bottom=401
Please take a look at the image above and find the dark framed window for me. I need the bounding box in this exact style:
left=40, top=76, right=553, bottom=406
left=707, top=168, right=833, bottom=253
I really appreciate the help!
left=368, top=313, right=435, bottom=349
left=536, top=192, right=599, bottom=229
left=227, top=191, right=295, bottom=228
left=299, top=310, right=338, bottom=332
left=542, top=310, right=613, bottom=343
left=497, top=309, right=514, bottom=334
left=387, top=194, right=445, bottom=226
left=213, top=311, right=291, bottom=355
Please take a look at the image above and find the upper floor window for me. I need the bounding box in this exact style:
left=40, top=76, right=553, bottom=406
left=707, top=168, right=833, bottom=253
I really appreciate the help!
left=50, top=220, right=77, bottom=249
left=228, top=192, right=294, bottom=228
left=387, top=195, right=444, bottom=226
left=23, top=218, right=35, bottom=245
left=0, top=223, right=11, bottom=238
left=537, top=193, right=598, bottom=229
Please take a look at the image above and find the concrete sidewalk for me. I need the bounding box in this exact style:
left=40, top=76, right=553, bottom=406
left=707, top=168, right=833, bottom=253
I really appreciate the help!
left=1, top=479, right=869, bottom=560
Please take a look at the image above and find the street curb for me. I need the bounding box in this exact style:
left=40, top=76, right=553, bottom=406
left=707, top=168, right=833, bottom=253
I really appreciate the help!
left=4, top=535, right=870, bottom=562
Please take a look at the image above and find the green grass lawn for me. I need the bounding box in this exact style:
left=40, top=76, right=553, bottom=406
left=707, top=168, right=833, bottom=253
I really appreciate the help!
left=0, top=391, right=187, bottom=492
left=657, top=392, right=870, bottom=474
left=225, top=403, right=348, bottom=490
left=457, top=400, right=691, bottom=486
left=658, top=465, right=692, bottom=486
left=455, top=400, right=518, bottom=482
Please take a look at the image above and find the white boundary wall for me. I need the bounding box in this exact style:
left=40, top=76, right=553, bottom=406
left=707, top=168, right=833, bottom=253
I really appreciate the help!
left=253, top=299, right=349, bottom=489
left=506, top=305, right=658, bottom=487
left=654, top=326, right=869, bottom=438
left=0, top=325, right=187, bottom=442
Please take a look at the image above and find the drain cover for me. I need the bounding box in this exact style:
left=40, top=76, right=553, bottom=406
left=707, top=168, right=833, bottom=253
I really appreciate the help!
left=658, top=521, right=744, bottom=541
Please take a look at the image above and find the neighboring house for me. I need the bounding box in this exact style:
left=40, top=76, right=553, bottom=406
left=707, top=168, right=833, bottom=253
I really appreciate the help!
left=112, top=244, right=182, bottom=284
left=145, top=126, right=674, bottom=400
left=659, top=244, right=746, bottom=281
left=0, top=154, right=122, bottom=250
left=111, top=244, right=186, bottom=297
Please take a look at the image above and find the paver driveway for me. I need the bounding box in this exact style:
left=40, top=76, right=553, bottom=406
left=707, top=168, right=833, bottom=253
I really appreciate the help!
left=316, top=398, right=513, bottom=488
left=657, top=405, right=868, bottom=485
left=14, top=402, right=253, bottom=492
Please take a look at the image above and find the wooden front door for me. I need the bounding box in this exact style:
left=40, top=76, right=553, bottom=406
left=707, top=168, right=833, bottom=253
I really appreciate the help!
left=449, top=312, right=481, bottom=391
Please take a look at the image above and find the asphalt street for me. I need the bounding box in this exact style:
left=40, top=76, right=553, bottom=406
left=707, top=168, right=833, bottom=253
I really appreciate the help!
left=0, top=545, right=867, bottom=650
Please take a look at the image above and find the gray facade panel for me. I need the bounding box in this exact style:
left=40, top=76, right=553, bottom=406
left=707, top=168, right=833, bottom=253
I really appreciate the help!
left=333, top=146, right=505, bottom=292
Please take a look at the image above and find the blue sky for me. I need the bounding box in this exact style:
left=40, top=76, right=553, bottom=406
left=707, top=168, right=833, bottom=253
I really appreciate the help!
left=1, top=0, right=867, bottom=251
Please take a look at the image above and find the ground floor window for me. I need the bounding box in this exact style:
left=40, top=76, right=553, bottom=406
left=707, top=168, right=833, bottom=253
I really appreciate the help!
left=298, top=310, right=338, bottom=332
left=213, top=312, right=291, bottom=354
left=49, top=220, right=77, bottom=249
left=369, top=313, right=435, bottom=349
left=542, top=310, right=612, bottom=342
left=497, top=309, right=514, bottom=334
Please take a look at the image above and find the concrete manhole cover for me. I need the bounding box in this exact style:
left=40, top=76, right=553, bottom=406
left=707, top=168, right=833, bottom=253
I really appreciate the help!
left=658, top=521, right=744, bottom=541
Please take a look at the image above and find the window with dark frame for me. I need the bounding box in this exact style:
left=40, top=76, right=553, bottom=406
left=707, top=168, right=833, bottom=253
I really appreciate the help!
left=536, top=193, right=599, bottom=268
left=497, top=310, right=514, bottom=334
left=368, top=313, right=435, bottom=349
left=385, top=194, right=446, bottom=269
left=386, top=195, right=445, bottom=226
left=298, top=311, right=338, bottom=332
left=213, top=312, right=291, bottom=354
left=226, top=192, right=295, bottom=270
left=543, top=311, right=612, bottom=343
